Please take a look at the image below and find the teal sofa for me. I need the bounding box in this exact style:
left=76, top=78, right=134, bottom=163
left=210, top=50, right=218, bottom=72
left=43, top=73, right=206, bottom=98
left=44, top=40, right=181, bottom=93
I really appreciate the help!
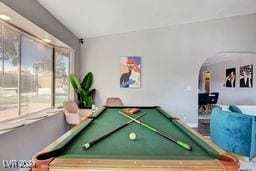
left=210, top=107, right=256, bottom=160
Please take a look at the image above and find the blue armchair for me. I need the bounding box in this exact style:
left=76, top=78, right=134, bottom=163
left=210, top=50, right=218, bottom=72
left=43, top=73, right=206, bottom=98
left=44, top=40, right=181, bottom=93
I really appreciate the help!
left=210, top=107, right=256, bottom=160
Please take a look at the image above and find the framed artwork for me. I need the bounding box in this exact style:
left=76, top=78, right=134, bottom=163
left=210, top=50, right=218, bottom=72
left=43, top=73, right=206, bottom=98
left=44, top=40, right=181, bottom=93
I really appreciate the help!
left=240, top=65, right=253, bottom=88
left=120, top=56, right=141, bottom=88
left=225, top=68, right=236, bottom=87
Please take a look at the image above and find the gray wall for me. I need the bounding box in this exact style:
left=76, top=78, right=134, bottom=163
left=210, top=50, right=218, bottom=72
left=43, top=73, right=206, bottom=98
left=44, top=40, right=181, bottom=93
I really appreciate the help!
left=81, top=14, right=256, bottom=126
left=0, top=0, right=81, bottom=76
left=0, top=113, right=68, bottom=171
left=200, top=54, right=256, bottom=105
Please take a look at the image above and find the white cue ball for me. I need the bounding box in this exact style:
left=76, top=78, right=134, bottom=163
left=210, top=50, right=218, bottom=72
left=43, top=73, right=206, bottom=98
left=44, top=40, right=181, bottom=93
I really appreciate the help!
left=129, top=132, right=136, bottom=140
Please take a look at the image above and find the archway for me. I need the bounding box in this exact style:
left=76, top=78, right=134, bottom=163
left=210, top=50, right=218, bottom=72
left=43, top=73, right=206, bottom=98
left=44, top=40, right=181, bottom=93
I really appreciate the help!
left=197, top=51, right=256, bottom=135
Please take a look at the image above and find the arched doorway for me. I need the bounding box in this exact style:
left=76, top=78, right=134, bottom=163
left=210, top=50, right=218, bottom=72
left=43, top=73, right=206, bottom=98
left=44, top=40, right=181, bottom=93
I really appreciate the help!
left=197, top=51, right=256, bottom=136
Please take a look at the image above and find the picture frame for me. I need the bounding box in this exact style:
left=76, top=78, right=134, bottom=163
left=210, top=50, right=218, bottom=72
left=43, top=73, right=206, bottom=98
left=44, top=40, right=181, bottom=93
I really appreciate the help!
left=225, top=68, right=236, bottom=87
left=120, top=56, right=141, bottom=88
left=240, top=65, right=253, bottom=88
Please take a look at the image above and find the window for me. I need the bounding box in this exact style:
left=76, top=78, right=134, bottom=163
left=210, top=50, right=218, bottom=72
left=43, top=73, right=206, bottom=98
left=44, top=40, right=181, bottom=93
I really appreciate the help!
left=55, top=48, right=70, bottom=105
left=0, top=22, right=73, bottom=122
left=0, top=23, right=3, bottom=121
left=0, top=25, right=20, bottom=121
left=20, top=36, right=53, bottom=115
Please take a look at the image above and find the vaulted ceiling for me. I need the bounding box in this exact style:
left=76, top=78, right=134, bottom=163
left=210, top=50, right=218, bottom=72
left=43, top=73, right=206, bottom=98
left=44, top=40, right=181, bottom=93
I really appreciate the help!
left=37, top=0, right=256, bottom=38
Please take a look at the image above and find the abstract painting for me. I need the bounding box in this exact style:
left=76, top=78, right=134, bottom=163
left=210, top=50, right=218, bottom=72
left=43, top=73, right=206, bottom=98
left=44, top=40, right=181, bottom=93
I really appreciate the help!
left=120, top=56, right=141, bottom=88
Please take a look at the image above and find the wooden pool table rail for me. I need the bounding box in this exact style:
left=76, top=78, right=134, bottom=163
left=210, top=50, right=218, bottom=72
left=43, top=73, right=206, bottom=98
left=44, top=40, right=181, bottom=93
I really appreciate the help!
left=48, top=158, right=230, bottom=171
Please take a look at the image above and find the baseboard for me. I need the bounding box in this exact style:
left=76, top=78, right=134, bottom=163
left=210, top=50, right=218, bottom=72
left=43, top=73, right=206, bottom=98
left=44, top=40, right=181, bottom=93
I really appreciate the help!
left=187, top=123, right=198, bottom=128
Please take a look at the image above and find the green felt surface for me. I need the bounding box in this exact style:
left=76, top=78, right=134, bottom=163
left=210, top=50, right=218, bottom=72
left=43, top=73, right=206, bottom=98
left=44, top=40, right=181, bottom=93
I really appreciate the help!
left=55, top=107, right=220, bottom=160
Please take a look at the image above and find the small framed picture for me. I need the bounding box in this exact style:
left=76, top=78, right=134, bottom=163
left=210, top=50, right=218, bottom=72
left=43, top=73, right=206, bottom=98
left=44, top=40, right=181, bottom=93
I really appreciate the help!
left=240, top=65, right=253, bottom=88
left=225, top=68, right=236, bottom=87
left=120, top=56, right=141, bottom=88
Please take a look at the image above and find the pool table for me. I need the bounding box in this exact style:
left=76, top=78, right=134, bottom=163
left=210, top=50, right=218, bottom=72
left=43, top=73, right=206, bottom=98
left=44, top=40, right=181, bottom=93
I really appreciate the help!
left=33, top=106, right=239, bottom=171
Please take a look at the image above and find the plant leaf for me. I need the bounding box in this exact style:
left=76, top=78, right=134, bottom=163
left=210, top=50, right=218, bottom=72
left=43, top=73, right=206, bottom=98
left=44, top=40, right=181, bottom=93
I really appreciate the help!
left=85, top=96, right=93, bottom=108
left=70, top=74, right=81, bottom=92
left=82, top=100, right=87, bottom=108
left=88, top=89, right=96, bottom=99
left=81, top=72, right=93, bottom=90
left=79, top=89, right=86, bottom=100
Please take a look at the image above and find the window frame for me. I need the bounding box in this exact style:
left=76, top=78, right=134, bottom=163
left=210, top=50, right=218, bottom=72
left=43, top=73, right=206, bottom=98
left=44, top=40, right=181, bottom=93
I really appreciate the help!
left=54, top=47, right=72, bottom=106
left=0, top=20, right=73, bottom=123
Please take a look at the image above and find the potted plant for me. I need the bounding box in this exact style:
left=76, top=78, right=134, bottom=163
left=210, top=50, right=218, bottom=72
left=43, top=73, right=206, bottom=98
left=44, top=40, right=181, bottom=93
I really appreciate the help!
left=69, top=72, right=96, bottom=108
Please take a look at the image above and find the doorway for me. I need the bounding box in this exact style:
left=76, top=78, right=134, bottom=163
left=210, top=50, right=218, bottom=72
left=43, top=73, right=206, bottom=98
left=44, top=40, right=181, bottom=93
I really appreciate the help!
left=197, top=71, right=211, bottom=136
left=203, top=71, right=211, bottom=93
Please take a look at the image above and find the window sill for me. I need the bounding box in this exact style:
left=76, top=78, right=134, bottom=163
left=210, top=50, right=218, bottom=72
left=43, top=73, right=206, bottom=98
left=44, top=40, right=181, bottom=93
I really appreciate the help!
left=0, top=108, right=63, bottom=135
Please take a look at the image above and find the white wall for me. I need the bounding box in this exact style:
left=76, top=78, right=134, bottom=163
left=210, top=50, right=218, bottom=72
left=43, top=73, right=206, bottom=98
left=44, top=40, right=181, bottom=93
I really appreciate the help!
left=200, top=54, right=256, bottom=105
left=81, top=14, right=256, bottom=126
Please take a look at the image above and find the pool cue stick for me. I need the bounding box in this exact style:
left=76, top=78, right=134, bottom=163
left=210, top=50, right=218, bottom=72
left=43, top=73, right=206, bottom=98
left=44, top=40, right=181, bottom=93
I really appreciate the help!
left=83, top=113, right=146, bottom=149
left=119, top=111, right=192, bottom=151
